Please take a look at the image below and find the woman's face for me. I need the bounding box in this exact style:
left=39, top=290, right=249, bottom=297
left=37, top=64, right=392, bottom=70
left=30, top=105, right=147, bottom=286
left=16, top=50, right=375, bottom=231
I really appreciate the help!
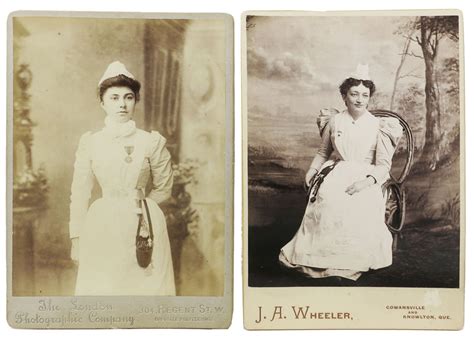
left=343, top=83, right=370, bottom=114
left=101, top=86, right=136, bottom=123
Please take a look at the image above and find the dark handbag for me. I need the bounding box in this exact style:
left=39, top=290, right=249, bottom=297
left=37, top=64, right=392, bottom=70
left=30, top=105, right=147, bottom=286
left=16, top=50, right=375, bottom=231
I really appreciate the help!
left=135, top=198, right=154, bottom=268
left=306, top=161, right=339, bottom=203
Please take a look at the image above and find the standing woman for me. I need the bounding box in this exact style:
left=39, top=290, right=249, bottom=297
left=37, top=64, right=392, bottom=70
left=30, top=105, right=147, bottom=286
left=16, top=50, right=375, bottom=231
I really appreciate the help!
left=279, top=65, right=403, bottom=281
left=69, top=61, right=175, bottom=295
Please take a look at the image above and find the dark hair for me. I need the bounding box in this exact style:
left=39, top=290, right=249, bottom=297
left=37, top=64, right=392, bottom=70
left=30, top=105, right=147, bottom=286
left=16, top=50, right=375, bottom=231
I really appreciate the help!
left=339, top=77, right=376, bottom=97
left=98, top=74, right=141, bottom=102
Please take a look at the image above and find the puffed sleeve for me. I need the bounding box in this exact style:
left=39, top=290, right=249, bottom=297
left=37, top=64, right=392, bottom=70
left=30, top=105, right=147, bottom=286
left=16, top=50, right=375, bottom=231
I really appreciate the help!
left=316, top=107, right=339, bottom=137
left=69, top=132, right=94, bottom=239
left=369, top=117, right=404, bottom=184
left=147, top=131, right=173, bottom=205
left=310, top=112, right=335, bottom=170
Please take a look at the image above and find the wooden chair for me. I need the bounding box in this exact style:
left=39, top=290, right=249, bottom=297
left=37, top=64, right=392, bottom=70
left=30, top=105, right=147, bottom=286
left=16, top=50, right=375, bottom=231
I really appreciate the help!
left=370, top=109, right=414, bottom=235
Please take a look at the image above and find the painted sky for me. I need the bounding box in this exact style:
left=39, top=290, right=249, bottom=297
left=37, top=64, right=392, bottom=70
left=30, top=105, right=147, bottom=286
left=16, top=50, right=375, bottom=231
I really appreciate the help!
left=246, top=15, right=427, bottom=119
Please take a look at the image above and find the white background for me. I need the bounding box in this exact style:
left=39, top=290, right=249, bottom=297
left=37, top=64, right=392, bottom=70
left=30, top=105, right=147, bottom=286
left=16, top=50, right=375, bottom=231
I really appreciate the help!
left=1, top=0, right=471, bottom=338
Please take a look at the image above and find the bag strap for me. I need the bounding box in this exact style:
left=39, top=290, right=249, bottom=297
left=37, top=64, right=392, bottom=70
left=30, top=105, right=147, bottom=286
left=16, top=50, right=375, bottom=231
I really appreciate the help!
left=309, top=160, right=339, bottom=203
left=133, top=139, right=154, bottom=240
left=136, top=198, right=154, bottom=241
left=142, top=199, right=154, bottom=240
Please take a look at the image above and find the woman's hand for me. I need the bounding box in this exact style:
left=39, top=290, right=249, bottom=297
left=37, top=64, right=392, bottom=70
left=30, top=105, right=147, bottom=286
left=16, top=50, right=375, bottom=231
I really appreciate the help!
left=305, top=167, right=318, bottom=187
left=345, top=177, right=375, bottom=195
left=70, top=237, right=80, bottom=263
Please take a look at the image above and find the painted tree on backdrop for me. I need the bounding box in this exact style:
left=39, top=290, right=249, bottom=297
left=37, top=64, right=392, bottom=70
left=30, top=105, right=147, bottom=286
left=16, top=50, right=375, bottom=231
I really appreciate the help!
left=394, top=16, right=459, bottom=171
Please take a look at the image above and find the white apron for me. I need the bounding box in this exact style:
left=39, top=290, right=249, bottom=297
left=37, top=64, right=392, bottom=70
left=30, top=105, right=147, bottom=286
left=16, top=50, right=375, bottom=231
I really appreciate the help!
left=70, top=123, right=175, bottom=295
left=280, top=111, right=402, bottom=280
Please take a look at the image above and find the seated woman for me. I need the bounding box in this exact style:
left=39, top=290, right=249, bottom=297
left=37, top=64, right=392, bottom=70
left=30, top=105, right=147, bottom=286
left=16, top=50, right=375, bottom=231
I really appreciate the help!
left=279, top=64, right=403, bottom=281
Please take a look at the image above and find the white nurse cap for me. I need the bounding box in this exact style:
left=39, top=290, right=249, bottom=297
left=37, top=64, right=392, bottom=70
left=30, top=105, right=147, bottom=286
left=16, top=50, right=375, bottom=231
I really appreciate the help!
left=349, top=63, right=371, bottom=81
left=98, top=61, right=136, bottom=87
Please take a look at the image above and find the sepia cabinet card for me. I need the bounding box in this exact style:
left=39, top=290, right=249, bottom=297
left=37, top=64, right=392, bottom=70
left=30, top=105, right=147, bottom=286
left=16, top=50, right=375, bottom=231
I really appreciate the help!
left=242, top=9, right=464, bottom=330
left=7, top=11, right=234, bottom=329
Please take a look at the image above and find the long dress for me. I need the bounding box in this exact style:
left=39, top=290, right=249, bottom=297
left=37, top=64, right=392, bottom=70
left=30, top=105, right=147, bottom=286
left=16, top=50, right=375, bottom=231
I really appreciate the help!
left=69, top=118, right=176, bottom=295
left=279, top=109, right=403, bottom=280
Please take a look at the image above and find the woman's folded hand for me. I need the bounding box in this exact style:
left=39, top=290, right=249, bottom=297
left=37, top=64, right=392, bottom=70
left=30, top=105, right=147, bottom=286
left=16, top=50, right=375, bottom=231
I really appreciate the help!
left=345, top=177, right=374, bottom=195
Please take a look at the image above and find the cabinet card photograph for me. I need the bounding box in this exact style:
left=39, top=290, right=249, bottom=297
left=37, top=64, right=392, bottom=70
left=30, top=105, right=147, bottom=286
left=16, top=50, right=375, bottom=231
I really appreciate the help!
left=242, top=10, right=464, bottom=330
left=7, top=11, right=233, bottom=328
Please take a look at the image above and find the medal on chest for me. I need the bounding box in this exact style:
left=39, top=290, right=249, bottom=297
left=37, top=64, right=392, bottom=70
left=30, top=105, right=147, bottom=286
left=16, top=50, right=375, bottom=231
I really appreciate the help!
left=124, top=145, right=135, bottom=163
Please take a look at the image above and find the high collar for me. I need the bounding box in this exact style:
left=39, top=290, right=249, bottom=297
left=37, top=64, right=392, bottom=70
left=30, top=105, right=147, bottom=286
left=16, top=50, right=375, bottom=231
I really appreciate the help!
left=102, top=116, right=137, bottom=139
left=345, top=109, right=370, bottom=123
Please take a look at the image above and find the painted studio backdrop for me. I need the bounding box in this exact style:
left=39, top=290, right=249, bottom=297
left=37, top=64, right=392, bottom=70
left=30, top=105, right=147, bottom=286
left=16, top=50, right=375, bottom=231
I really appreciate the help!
left=246, top=15, right=461, bottom=287
left=12, top=16, right=228, bottom=296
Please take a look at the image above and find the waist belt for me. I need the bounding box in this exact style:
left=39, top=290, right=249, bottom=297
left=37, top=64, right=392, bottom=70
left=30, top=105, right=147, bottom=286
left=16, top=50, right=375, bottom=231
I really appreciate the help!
left=102, top=188, right=142, bottom=199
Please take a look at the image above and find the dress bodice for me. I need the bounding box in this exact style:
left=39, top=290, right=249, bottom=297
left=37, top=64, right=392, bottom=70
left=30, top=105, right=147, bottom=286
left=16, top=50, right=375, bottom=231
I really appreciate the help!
left=69, top=127, right=173, bottom=238
left=311, top=109, right=403, bottom=184
left=330, top=111, right=379, bottom=164
left=90, top=130, right=151, bottom=195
